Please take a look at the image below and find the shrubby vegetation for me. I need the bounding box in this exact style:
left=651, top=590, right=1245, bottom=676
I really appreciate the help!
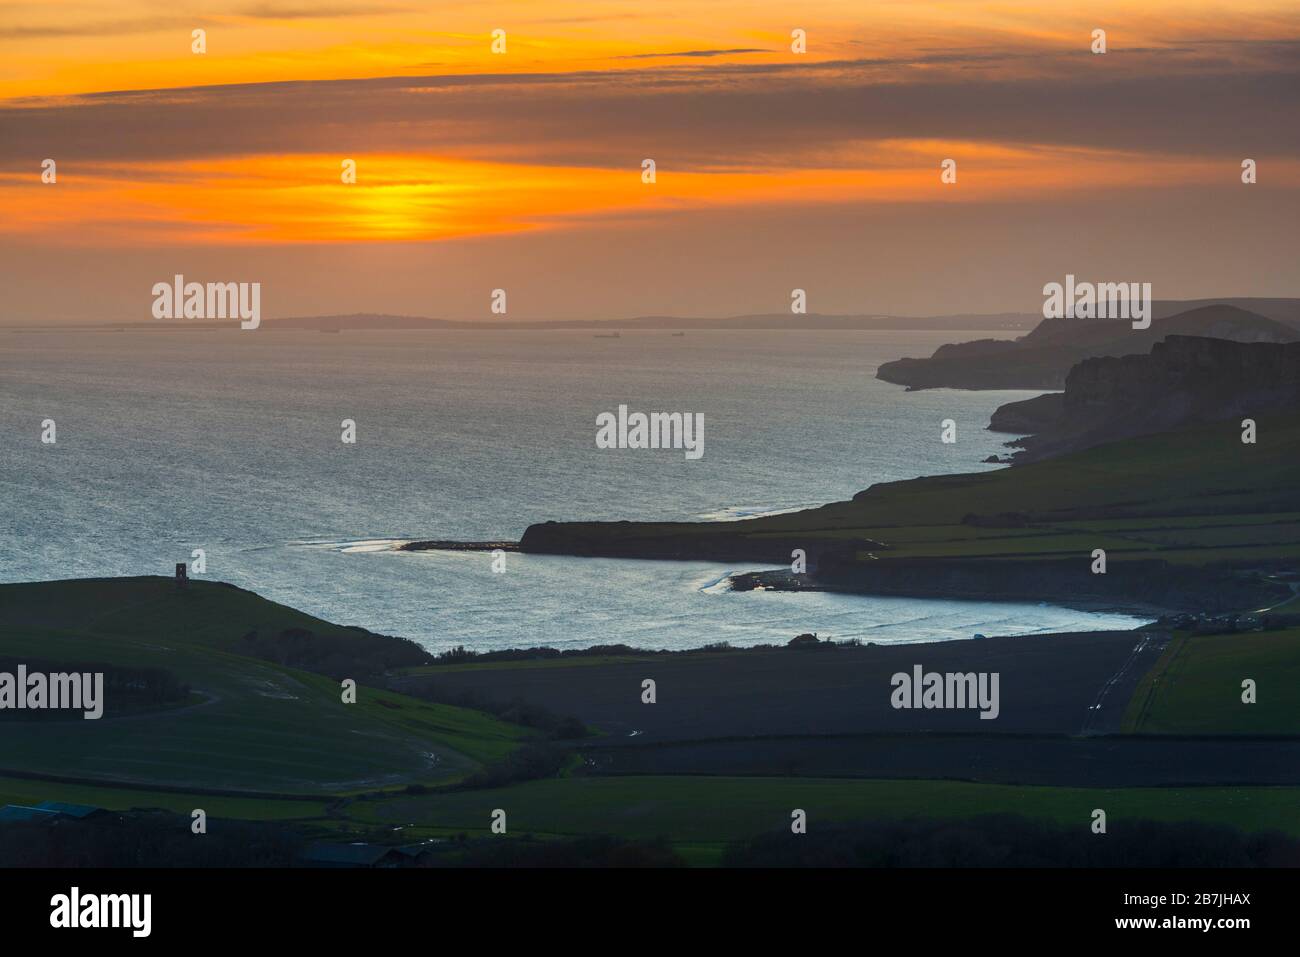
left=722, top=815, right=1300, bottom=868
left=429, top=636, right=860, bottom=664
left=427, top=834, right=685, bottom=868
left=455, top=742, right=571, bottom=789
left=402, top=683, right=587, bottom=740
left=0, top=656, right=188, bottom=719
left=0, top=813, right=300, bottom=867
left=9, top=810, right=1296, bottom=868
left=238, top=626, right=431, bottom=682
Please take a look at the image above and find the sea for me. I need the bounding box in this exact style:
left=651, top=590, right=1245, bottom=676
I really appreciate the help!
left=0, top=327, right=1148, bottom=651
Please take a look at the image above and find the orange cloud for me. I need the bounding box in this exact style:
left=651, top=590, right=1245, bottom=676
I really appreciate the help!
left=3, top=145, right=1283, bottom=246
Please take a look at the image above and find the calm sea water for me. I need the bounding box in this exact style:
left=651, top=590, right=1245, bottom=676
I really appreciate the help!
left=0, top=327, right=1146, bottom=651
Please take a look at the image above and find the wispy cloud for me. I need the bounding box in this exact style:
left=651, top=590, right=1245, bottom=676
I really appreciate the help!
left=616, top=48, right=769, bottom=59
left=5, top=48, right=1297, bottom=172
left=0, top=16, right=200, bottom=39
left=234, top=2, right=414, bottom=19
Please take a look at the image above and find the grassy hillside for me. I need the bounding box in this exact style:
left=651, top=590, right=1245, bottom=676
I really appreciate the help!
left=0, top=578, right=528, bottom=793
left=0, top=576, right=428, bottom=670
left=0, top=773, right=330, bottom=821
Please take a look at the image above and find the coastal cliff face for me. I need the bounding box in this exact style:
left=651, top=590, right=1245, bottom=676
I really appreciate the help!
left=519, top=520, right=865, bottom=565
left=988, top=392, right=1064, bottom=434
left=876, top=304, right=1299, bottom=391
left=1007, top=336, right=1300, bottom=464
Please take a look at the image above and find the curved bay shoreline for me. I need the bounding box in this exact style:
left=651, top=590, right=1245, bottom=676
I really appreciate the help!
left=396, top=533, right=1275, bottom=623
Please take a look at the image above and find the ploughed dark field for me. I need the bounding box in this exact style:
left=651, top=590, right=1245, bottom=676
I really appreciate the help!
left=393, top=631, right=1163, bottom=740
left=394, top=629, right=1300, bottom=788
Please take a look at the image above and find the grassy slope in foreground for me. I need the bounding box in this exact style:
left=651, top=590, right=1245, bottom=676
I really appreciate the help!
left=0, top=578, right=527, bottom=793
left=521, top=414, right=1300, bottom=608
left=355, top=776, right=1300, bottom=843
left=0, top=773, right=329, bottom=821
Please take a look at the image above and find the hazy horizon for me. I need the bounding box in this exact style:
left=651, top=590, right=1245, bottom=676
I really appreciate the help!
left=3, top=298, right=1296, bottom=329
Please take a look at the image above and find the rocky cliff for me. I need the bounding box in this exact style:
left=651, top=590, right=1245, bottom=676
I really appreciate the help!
left=1004, top=335, right=1300, bottom=464
left=988, top=392, right=1064, bottom=434
left=877, top=303, right=1299, bottom=391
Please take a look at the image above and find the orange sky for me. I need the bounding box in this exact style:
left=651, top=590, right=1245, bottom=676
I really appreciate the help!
left=6, top=1, right=1298, bottom=99
left=1, top=1, right=1297, bottom=319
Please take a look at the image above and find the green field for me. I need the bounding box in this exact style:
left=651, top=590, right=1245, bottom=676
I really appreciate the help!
left=0, top=773, right=330, bottom=821
left=1271, top=591, right=1300, bottom=614
left=1125, top=627, right=1300, bottom=735
left=353, top=776, right=1300, bottom=846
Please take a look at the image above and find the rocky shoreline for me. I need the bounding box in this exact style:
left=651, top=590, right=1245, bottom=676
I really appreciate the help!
left=726, top=560, right=1285, bottom=618
left=398, top=540, right=520, bottom=552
